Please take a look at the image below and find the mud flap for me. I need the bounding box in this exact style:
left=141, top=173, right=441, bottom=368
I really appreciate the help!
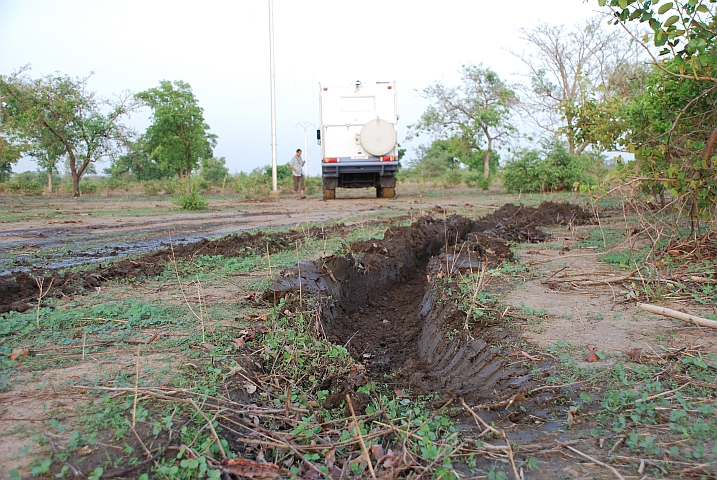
left=379, top=176, right=396, bottom=188
left=323, top=177, right=338, bottom=190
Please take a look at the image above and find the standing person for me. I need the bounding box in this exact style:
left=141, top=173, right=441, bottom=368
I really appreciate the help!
left=290, top=149, right=306, bottom=199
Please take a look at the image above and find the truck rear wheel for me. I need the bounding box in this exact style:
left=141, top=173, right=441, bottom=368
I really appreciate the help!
left=323, top=188, right=336, bottom=200
left=377, top=186, right=395, bottom=199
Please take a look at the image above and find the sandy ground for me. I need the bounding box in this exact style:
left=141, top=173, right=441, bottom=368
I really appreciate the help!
left=2, top=192, right=716, bottom=478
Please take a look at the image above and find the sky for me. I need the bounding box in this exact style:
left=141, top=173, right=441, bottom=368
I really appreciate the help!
left=1, top=0, right=608, bottom=176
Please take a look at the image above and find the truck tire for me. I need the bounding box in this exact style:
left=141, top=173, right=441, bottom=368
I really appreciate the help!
left=323, top=188, right=336, bottom=200
left=377, top=186, right=395, bottom=199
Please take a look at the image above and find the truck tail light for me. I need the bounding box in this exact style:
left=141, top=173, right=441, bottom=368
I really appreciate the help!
left=323, top=157, right=339, bottom=163
left=380, top=156, right=396, bottom=162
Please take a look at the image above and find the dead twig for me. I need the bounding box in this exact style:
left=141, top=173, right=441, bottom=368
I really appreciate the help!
left=560, top=443, right=625, bottom=480
left=346, top=394, right=377, bottom=480
left=460, top=398, right=499, bottom=436
left=189, top=398, right=226, bottom=458
left=501, top=429, right=520, bottom=480
left=45, top=432, right=84, bottom=477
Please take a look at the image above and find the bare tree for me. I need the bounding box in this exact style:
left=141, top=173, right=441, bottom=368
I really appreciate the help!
left=511, top=15, right=645, bottom=154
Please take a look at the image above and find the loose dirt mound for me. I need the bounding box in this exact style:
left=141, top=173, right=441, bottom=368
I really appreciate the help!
left=265, top=202, right=593, bottom=404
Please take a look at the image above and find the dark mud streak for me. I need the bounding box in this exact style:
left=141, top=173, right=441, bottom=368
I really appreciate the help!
left=0, top=226, right=342, bottom=313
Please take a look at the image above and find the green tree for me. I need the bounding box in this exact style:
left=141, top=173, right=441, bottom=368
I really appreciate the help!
left=0, top=137, right=24, bottom=182
left=263, top=164, right=292, bottom=181
left=411, top=64, right=517, bottom=179
left=598, top=0, right=717, bottom=221
left=409, top=139, right=460, bottom=179
left=136, top=80, right=216, bottom=180
left=0, top=67, right=140, bottom=197
left=200, top=156, right=229, bottom=185
left=105, top=136, right=174, bottom=182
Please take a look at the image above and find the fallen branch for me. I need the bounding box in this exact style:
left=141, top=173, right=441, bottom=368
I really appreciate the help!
left=636, top=302, right=717, bottom=329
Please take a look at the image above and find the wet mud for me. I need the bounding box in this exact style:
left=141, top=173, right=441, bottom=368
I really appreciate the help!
left=0, top=225, right=344, bottom=313
left=265, top=202, right=594, bottom=403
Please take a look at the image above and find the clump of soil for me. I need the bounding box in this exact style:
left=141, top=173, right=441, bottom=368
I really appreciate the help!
left=265, top=202, right=593, bottom=404
left=472, top=201, right=594, bottom=243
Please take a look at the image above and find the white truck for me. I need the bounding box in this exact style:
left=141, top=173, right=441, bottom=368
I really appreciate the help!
left=317, top=81, right=399, bottom=200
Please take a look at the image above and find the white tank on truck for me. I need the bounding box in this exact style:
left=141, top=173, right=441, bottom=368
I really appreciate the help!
left=317, top=81, right=399, bottom=200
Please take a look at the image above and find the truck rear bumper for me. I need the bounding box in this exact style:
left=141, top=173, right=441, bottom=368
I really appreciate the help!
left=321, top=161, right=398, bottom=178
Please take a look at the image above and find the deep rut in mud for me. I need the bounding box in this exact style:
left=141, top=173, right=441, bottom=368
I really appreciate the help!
left=266, top=202, right=595, bottom=404
left=341, top=274, right=428, bottom=377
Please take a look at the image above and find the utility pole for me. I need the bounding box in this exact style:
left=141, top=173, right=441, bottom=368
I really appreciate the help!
left=296, top=121, right=314, bottom=177
left=268, top=0, right=279, bottom=197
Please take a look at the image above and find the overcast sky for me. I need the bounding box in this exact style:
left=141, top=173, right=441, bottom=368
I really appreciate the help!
left=1, top=0, right=607, bottom=175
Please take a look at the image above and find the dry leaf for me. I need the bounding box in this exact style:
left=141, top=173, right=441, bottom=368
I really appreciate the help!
left=9, top=348, right=28, bottom=360
left=567, top=407, right=580, bottom=426
left=221, top=457, right=286, bottom=479
left=394, top=388, right=408, bottom=398
left=202, top=342, right=216, bottom=350
left=231, top=338, right=245, bottom=349
left=72, top=332, right=83, bottom=339
left=323, top=447, right=336, bottom=469
left=585, top=344, right=599, bottom=362
left=349, top=365, right=358, bottom=376
left=258, top=313, right=270, bottom=321
left=76, top=445, right=94, bottom=456
left=243, top=329, right=256, bottom=341
left=243, top=382, right=257, bottom=395
left=370, top=444, right=385, bottom=460
left=627, top=348, right=642, bottom=362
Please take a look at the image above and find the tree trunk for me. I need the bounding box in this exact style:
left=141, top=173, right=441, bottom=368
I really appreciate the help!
left=72, top=174, right=80, bottom=198
left=47, top=169, right=53, bottom=196
left=483, top=138, right=493, bottom=179
left=68, top=156, right=80, bottom=198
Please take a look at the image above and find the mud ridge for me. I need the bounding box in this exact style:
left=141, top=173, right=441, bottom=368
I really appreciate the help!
left=265, top=202, right=594, bottom=403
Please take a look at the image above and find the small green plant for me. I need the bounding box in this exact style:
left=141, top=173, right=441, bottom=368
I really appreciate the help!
left=176, top=189, right=208, bottom=210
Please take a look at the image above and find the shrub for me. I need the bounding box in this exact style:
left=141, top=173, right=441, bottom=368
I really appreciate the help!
left=200, top=157, right=229, bottom=186
left=79, top=180, right=98, bottom=195
left=7, top=180, right=44, bottom=195
left=176, top=190, right=208, bottom=210
left=235, top=168, right=271, bottom=198
left=502, top=138, right=605, bottom=193
left=143, top=181, right=162, bottom=196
